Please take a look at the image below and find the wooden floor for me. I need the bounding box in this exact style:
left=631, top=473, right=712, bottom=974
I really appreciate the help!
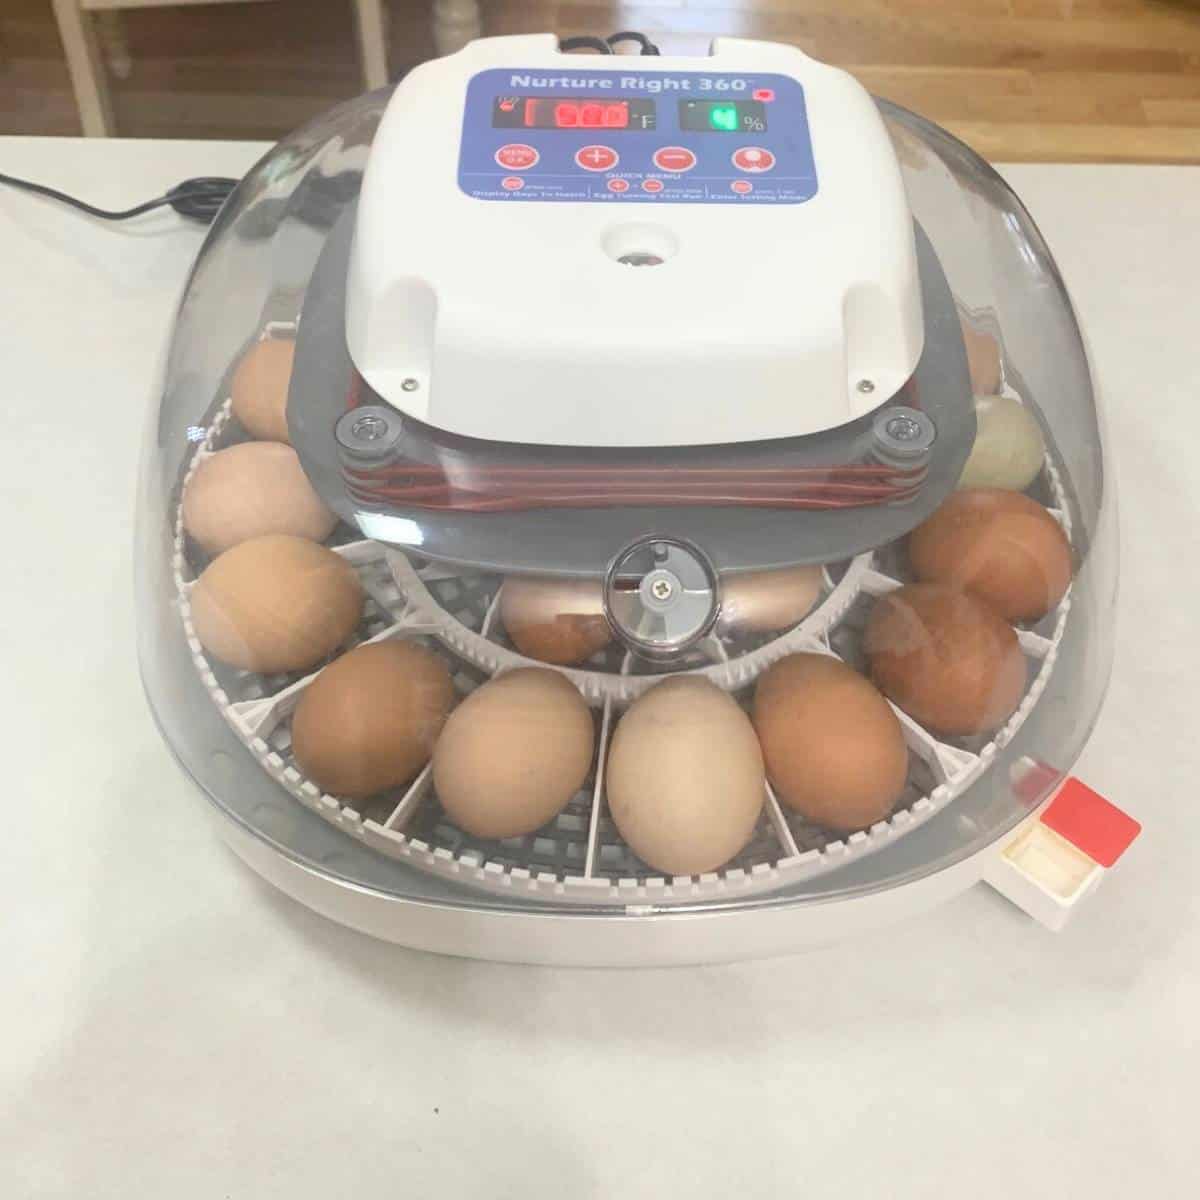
left=3, top=0, right=1200, bottom=161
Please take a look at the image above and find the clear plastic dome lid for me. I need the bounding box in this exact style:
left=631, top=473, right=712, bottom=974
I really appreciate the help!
left=137, top=42, right=1115, bottom=932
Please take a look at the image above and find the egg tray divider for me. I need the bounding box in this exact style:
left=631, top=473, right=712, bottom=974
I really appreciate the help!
left=176, top=384, right=1072, bottom=910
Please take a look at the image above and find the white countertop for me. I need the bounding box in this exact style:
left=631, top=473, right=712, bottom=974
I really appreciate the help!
left=2, top=136, right=1198, bottom=1199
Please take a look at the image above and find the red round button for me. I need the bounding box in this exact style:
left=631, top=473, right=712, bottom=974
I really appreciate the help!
left=495, top=143, right=539, bottom=170
left=652, top=146, right=697, bottom=173
left=501, top=176, right=524, bottom=191
left=575, top=145, right=619, bottom=171
left=731, top=179, right=753, bottom=195
left=732, top=147, right=775, bottom=173
left=641, top=178, right=664, bottom=194
left=607, top=178, right=630, bottom=193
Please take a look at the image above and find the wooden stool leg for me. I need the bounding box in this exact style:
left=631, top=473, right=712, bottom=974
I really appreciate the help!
left=353, top=0, right=390, bottom=91
left=51, top=0, right=115, bottom=136
left=433, top=0, right=482, bottom=56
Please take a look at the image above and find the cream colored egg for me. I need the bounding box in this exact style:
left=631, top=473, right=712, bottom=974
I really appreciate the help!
left=231, top=338, right=294, bottom=443
left=432, top=668, right=594, bottom=839
left=718, top=564, right=824, bottom=635
left=190, top=534, right=364, bottom=675
left=958, top=394, right=1046, bottom=493
left=183, top=442, right=337, bottom=556
left=606, top=677, right=764, bottom=876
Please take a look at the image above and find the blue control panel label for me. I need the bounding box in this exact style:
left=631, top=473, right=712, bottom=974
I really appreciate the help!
left=458, top=68, right=818, bottom=204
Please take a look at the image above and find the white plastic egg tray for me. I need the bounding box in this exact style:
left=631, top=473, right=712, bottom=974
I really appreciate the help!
left=175, top=345, right=1072, bottom=909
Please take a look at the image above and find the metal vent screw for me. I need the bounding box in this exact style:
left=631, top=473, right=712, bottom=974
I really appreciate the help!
left=401, top=377, right=420, bottom=392
left=335, top=404, right=404, bottom=463
left=870, top=405, right=937, bottom=468
left=351, top=414, right=388, bottom=441
left=857, top=379, right=876, bottom=394
left=885, top=414, right=924, bottom=442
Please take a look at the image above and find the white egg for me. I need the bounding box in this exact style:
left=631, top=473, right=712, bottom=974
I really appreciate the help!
left=959, top=394, right=1046, bottom=493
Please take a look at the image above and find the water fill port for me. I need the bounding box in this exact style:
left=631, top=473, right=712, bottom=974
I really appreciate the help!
left=602, top=222, right=679, bottom=265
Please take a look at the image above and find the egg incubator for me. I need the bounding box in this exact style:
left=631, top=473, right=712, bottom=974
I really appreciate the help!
left=138, top=35, right=1133, bottom=964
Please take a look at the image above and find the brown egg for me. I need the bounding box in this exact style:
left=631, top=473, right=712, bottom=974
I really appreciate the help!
left=606, top=677, right=764, bottom=876
left=182, top=442, right=337, bottom=557
left=231, top=338, right=294, bottom=443
left=753, top=653, right=908, bottom=832
left=909, top=488, right=1072, bottom=622
left=500, top=576, right=611, bottom=666
left=433, top=668, right=594, bottom=839
left=291, top=641, right=455, bottom=800
left=190, top=534, right=364, bottom=674
left=959, top=311, right=1002, bottom=396
left=719, top=564, right=824, bottom=635
left=864, top=583, right=1026, bottom=737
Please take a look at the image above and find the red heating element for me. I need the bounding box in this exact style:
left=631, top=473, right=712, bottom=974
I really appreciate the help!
left=344, top=461, right=927, bottom=514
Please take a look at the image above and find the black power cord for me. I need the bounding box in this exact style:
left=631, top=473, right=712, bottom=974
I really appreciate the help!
left=0, top=171, right=237, bottom=224
left=1, top=28, right=662, bottom=226
left=561, top=30, right=661, bottom=55
left=606, top=31, right=661, bottom=55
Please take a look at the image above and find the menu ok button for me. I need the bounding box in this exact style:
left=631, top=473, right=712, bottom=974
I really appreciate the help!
left=495, top=143, right=539, bottom=169
left=575, top=145, right=619, bottom=171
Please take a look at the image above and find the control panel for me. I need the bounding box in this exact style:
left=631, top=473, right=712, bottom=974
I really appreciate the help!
left=349, top=35, right=922, bottom=446
left=458, top=68, right=818, bottom=204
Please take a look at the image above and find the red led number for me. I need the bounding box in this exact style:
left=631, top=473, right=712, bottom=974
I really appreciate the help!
left=547, top=101, right=629, bottom=129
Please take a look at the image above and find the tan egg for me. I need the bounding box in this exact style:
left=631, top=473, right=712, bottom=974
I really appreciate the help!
left=719, top=565, right=824, bottom=635
left=231, top=338, right=294, bottom=443
left=182, top=442, right=337, bottom=557
left=291, top=641, right=455, bottom=800
left=959, top=394, right=1046, bottom=493
left=190, top=534, right=364, bottom=674
left=864, top=583, right=1026, bottom=737
left=909, top=488, right=1072, bottom=622
left=606, top=677, right=764, bottom=876
left=753, top=653, right=908, bottom=833
left=959, top=311, right=1002, bottom=396
left=500, top=576, right=611, bottom=666
left=433, top=668, right=594, bottom=839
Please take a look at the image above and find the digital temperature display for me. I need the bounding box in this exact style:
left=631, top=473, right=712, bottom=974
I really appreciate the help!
left=679, top=99, right=767, bottom=134
left=492, top=96, right=657, bottom=131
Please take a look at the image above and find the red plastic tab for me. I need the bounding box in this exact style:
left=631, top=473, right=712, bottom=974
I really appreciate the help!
left=1040, top=778, right=1141, bottom=868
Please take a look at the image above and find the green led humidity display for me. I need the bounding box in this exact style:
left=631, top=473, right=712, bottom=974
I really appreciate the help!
left=678, top=99, right=768, bottom=134
left=709, top=104, right=738, bottom=131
